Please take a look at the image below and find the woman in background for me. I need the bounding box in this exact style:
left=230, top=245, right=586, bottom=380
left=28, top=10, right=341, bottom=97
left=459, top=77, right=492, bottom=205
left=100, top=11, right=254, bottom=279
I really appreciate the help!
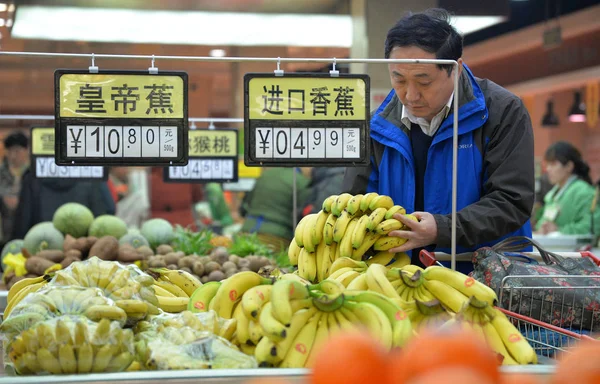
left=535, top=141, right=599, bottom=236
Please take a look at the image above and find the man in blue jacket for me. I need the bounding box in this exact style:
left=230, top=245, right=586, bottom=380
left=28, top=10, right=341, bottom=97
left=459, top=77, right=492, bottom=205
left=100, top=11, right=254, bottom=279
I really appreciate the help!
left=343, top=9, right=534, bottom=269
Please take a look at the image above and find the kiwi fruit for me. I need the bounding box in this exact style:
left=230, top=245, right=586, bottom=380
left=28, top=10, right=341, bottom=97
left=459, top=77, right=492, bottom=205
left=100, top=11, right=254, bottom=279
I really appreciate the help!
left=225, top=269, right=238, bottom=278
left=237, top=258, right=251, bottom=269
left=156, top=244, right=174, bottom=255
left=228, top=255, right=241, bottom=265
left=201, top=275, right=209, bottom=284
left=221, top=261, right=237, bottom=271
left=239, top=267, right=251, bottom=272
left=210, top=247, right=230, bottom=265
left=192, top=261, right=205, bottom=277
left=207, top=270, right=225, bottom=282
left=167, top=264, right=178, bottom=270
left=177, top=255, right=196, bottom=269
left=163, top=252, right=181, bottom=266
left=180, top=267, right=193, bottom=274
left=137, top=245, right=154, bottom=258
left=204, top=261, right=221, bottom=274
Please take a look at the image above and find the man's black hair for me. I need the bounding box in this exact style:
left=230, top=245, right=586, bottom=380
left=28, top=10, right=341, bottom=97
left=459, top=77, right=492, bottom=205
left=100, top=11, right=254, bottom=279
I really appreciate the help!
left=384, top=8, right=463, bottom=75
left=4, top=132, right=28, bottom=149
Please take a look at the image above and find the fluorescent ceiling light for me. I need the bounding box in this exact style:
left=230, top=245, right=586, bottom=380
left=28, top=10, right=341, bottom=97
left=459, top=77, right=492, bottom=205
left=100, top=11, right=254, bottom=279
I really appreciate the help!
left=0, top=4, right=6, bottom=12
left=451, top=16, right=506, bottom=35
left=209, top=49, right=227, bottom=57
left=12, top=6, right=353, bottom=47
left=8, top=3, right=14, bottom=13
left=0, top=19, right=5, bottom=28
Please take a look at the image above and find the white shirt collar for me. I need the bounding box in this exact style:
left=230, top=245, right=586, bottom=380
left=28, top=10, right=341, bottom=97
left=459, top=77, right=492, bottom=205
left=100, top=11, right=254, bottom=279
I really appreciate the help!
left=401, top=91, right=454, bottom=137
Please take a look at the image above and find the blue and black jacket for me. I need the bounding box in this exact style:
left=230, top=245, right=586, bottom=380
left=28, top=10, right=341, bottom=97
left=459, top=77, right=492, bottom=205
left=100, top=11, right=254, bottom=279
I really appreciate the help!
left=343, top=65, right=534, bottom=255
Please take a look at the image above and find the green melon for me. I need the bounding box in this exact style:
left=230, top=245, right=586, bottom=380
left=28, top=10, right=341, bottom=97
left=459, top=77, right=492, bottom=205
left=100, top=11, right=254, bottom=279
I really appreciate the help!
left=140, top=218, right=174, bottom=250
left=1, top=239, right=24, bottom=269
left=119, top=233, right=150, bottom=249
left=52, top=202, right=94, bottom=238
left=88, top=215, right=128, bottom=239
left=23, top=222, right=64, bottom=255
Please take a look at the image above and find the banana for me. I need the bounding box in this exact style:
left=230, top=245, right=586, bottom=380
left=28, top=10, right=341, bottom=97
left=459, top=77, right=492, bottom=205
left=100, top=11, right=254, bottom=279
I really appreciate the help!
left=311, top=210, right=329, bottom=246
left=346, top=273, right=368, bottom=290
left=304, top=312, right=330, bottom=368
left=212, top=271, right=272, bottom=319
left=38, top=348, right=62, bottom=374
left=373, top=236, right=408, bottom=251
left=278, top=273, right=310, bottom=285
left=369, top=195, right=394, bottom=211
left=239, top=343, right=256, bottom=356
left=233, top=303, right=252, bottom=345
left=288, top=240, right=301, bottom=266
left=488, top=307, right=537, bottom=364
left=157, top=295, right=188, bottom=313
left=350, top=215, right=370, bottom=249
left=332, top=210, right=355, bottom=243
left=241, top=284, right=273, bottom=319
left=481, top=321, right=519, bottom=365
left=332, top=193, right=353, bottom=217
left=328, top=257, right=367, bottom=277
left=259, top=302, right=287, bottom=342
left=97, top=262, right=121, bottom=290
left=36, top=322, right=57, bottom=352
left=272, top=306, right=319, bottom=361
left=270, top=280, right=310, bottom=326
left=322, top=214, right=337, bottom=245
left=303, top=214, right=319, bottom=253
left=7, top=275, right=47, bottom=304
left=310, top=279, right=345, bottom=296
left=386, top=253, right=411, bottom=268
left=366, top=208, right=387, bottom=231
left=365, top=263, right=400, bottom=299
left=375, top=218, right=404, bottom=235
left=92, top=344, right=117, bottom=372
left=359, top=192, right=379, bottom=212
left=280, top=311, right=322, bottom=368
left=334, top=270, right=362, bottom=287
left=254, top=335, right=280, bottom=367
left=322, top=194, right=338, bottom=213
left=55, top=318, right=73, bottom=345
left=423, top=266, right=498, bottom=306
left=106, top=351, right=133, bottom=372
left=422, top=279, right=469, bottom=313
left=187, top=281, right=221, bottom=312
left=294, top=214, right=311, bottom=247
left=114, top=299, right=149, bottom=317
left=385, top=205, right=406, bottom=220
left=326, top=311, right=341, bottom=336
left=366, top=251, right=395, bottom=266
left=104, top=268, right=131, bottom=295
left=334, top=309, right=357, bottom=332
left=4, top=282, right=42, bottom=317
left=339, top=219, right=359, bottom=258
left=92, top=318, right=112, bottom=346
left=59, top=344, right=77, bottom=374
left=152, top=284, right=176, bottom=297
left=345, top=194, right=363, bottom=215
left=21, top=351, right=41, bottom=373
left=159, top=269, right=202, bottom=297
left=298, top=248, right=317, bottom=283
left=402, top=264, right=424, bottom=274
left=351, top=231, right=381, bottom=261
left=154, top=278, right=188, bottom=298
left=84, top=304, right=129, bottom=323
left=318, top=242, right=336, bottom=282
left=344, top=301, right=393, bottom=350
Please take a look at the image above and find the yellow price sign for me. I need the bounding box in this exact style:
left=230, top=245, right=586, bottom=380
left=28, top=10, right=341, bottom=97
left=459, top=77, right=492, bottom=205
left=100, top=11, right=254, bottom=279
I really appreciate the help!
left=238, top=160, right=262, bottom=178
left=58, top=73, right=185, bottom=119
left=247, top=76, right=367, bottom=120
left=31, top=128, right=55, bottom=156
left=188, top=130, right=238, bottom=158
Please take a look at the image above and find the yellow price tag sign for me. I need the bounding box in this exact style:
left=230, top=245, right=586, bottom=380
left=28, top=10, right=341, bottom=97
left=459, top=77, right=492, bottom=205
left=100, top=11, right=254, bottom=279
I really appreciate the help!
left=31, top=127, right=55, bottom=156
left=188, top=130, right=238, bottom=157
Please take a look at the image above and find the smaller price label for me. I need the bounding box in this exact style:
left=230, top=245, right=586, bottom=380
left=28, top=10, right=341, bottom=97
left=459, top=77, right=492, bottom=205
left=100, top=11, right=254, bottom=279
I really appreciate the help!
left=35, top=157, right=104, bottom=179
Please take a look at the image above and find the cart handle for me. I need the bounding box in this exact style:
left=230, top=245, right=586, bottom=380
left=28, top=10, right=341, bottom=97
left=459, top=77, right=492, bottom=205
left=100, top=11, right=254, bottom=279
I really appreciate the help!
left=419, top=250, right=444, bottom=267
left=580, top=251, right=600, bottom=267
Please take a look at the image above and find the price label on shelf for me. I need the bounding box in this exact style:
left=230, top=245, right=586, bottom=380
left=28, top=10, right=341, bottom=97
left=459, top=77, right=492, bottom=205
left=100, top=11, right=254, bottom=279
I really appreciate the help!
left=163, top=129, right=239, bottom=184
left=54, top=69, right=188, bottom=166
left=30, top=127, right=107, bottom=180
left=244, top=73, right=370, bottom=167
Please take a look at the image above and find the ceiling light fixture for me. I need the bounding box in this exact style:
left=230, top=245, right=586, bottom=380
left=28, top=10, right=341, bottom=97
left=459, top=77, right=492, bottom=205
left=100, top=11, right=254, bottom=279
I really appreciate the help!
left=541, top=100, right=559, bottom=127
left=209, top=49, right=227, bottom=57
left=568, top=91, right=586, bottom=123
left=0, top=3, right=6, bottom=12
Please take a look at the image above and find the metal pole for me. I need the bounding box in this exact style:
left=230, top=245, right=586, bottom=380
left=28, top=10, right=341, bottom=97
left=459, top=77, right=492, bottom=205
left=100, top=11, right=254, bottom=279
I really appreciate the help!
left=292, top=170, right=298, bottom=234
left=451, top=62, right=459, bottom=271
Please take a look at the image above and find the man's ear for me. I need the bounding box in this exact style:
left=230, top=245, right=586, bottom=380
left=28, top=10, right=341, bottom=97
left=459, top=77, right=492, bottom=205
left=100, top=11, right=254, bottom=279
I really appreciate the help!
left=457, top=58, right=463, bottom=77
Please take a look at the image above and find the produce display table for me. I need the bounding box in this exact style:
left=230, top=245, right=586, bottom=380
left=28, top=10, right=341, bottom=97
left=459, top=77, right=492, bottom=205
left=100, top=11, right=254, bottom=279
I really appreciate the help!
left=0, top=366, right=556, bottom=384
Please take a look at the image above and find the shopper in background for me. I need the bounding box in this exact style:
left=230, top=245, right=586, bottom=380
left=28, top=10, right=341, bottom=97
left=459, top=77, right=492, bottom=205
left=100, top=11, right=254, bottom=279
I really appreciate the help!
left=531, top=172, right=553, bottom=228
left=149, top=167, right=204, bottom=230
left=343, top=9, right=534, bottom=271
left=300, top=167, right=345, bottom=219
left=12, top=170, right=116, bottom=239
left=535, top=141, right=599, bottom=236
left=0, top=132, right=30, bottom=246
left=240, top=168, right=311, bottom=252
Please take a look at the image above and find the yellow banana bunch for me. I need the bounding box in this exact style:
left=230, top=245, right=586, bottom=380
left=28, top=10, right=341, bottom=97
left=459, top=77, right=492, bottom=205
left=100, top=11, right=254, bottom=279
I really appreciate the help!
left=422, top=265, right=498, bottom=306
left=210, top=271, right=273, bottom=319
left=402, top=299, right=452, bottom=332
left=149, top=268, right=202, bottom=297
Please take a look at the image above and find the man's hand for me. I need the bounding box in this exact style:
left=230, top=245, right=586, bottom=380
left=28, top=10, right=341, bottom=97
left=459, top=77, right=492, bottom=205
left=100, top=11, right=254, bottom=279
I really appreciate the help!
left=388, top=212, right=438, bottom=253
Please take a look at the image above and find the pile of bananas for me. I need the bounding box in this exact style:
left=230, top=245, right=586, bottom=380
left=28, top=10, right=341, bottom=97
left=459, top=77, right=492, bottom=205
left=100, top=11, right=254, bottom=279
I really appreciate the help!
left=147, top=268, right=202, bottom=313
left=5, top=317, right=134, bottom=375
left=289, top=193, right=417, bottom=283
left=3, top=274, right=52, bottom=318
left=446, top=297, right=538, bottom=365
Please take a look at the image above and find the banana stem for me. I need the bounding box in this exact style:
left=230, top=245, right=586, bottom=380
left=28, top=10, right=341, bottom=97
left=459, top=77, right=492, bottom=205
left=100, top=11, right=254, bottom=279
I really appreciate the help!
left=310, top=291, right=345, bottom=312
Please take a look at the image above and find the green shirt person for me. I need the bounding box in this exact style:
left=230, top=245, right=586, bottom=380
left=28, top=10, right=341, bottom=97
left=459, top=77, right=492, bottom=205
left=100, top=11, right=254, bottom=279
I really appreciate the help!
left=535, top=141, right=599, bottom=235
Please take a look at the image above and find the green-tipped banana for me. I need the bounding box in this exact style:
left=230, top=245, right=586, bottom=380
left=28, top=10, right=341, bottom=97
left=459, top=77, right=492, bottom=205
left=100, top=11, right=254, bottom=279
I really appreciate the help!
left=188, top=281, right=221, bottom=312
left=288, top=240, right=301, bottom=266
left=323, top=214, right=337, bottom=245
left=375, top=219, right=404, bottom=235
left=369, top=195, right=394, bottom=211
left=294, top=214, right=310, bottom=247
left=311, top=210, right=329, bottom=247
left=351, top=215, right=370, bottom=249
left=366, top=208, right=387, bottom=232
left=351, top=231, right=381, bottom=261
left=302, top=214, right=319, bottom=253
left=332, top=210, right=354, bottom=243
left=332, top=193, right=353, bottom=217
left=339, top=219, right=359, bottom=259
left=385, top=205, right=406, bottom=220
left=270, top=280, right=310, bottom=326
left=359, top=192, right=379, bottom=212
left=345, top=194, right=363, bottom=215
left=322, top=195, right=338, bottom=213
left=328, top=257, right=368, bottom=276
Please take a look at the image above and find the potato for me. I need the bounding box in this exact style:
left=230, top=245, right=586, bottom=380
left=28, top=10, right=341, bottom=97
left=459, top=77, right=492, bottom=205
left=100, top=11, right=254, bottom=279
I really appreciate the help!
left=204, top=261, right=221, bottom=274
left=60, top=255, right=79, bottom=269
left=228, top=255, right=241, bottom=265
left=156, top=244, right=174, bottom=255
left=210, top=247, right=229, bottom=265
left=207, top=270, right=225, bottom=282
left=246, top=256, right=263, bottom=272
left=88, top=236, right=119, bottom=261
left=137, top=245, right=154, bottom=258
left=64, top=249, right=83, bottom=260
left=200, top=275, right=209, bottom=284
left=192, top=261, right=205, bottom=277
left=225, top=269, right=238, bottom=278
left=63, top=234, right=77, bottom=252
left=199, top=256, right=212, bottom=265
left=239, top=267, right=251, bottom=272
left=178, top=255, right=196, bottom=270
left=237, top=258, right=250, bottom=269
left=221, top=261, right=237, bottom=271
left=118, top=245, right=145, bottom=262
left=180, top=267, right=193, bottom=274
left=148, top=257, right=167, bottom=268
left=167, top=264, right=178, bottom=270
left=73, top=236, right=95, bottom=255
left=36, top=250, right=65, bottom=263
left=164, top=252, right=182, bottom=266
left=25, top=256, right=56, bottom=276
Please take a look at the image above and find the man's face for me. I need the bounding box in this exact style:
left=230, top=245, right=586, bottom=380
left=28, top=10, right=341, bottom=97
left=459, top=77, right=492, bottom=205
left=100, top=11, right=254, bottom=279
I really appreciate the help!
left=388, top=46, right=460, bottom=122
left=6, top=146, right=28, bottom=169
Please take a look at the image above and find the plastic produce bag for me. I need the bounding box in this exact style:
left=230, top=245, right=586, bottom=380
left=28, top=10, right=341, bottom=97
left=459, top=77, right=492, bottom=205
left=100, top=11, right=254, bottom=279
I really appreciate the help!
left=137, top=310, right=236, bottom=342
left=48, top=257, right=159, bottom=323
left=5, top=316, right=134, bottom=375
left=145, top=332, right=257, bottom=370
left=0, top=286, right=127, bottom=340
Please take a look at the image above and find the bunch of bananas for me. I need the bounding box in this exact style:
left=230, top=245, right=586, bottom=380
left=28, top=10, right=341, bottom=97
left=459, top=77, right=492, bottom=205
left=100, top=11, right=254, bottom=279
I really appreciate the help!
left=148, top=268, right=202, bottom=313
left=6, top=317, right=134, bottom=375
left=444, top=297, right=538, bottom=365
left=402, top=299, right=453, bottom=331
left=4, top=274, right=52, bottom=318
left=289, top=193, right=416, bottom=283
left=234, top=279, right=413, bottom=368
